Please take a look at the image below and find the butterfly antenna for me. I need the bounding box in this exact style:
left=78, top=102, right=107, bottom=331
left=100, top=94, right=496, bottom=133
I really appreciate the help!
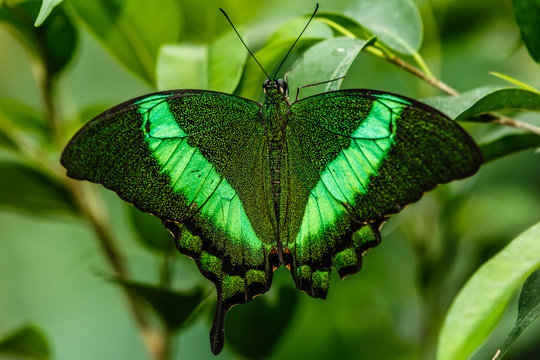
left=272, top=3, right=319, bottom=79
left=220, top=8, right=271, bottom=81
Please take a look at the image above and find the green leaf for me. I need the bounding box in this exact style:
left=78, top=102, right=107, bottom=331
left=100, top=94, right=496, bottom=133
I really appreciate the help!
left=0, top=0, right=77, bottom=77
left=156, top=29, right=246, bottom=92
left=316, top=12, right=371, bottom=39
left=0, top=325, right=51, bottom=360
left=490, top=72, right=540, bottom=94
left=345, top=0, right=422, bottom=55
left=235, top=37, right=322, bottom=101
left=112, top=279, right=205, bottom=331
left=0, top=99, right=48, bottom=151
left=69, top=0, right=181, bottom=84
left=493, top=269, right=540, bottom=359
left=423, top=87, right=540, bottom=121
left=512, top=0, right=540, bottom=62
left=34, top=0, right=63, bottom=26
left=227, top=286, right=298, bottom=358
left=437, top=222, right=540, bottom=360
left=0, top=162, right=78, bottom=215
left=264, top=17, right=332, bottom=46
left=127, top=205, right=172, bottom=252
left=287, top=36, right=376, bottom=100
left=480, top=133, right=540, bottom=162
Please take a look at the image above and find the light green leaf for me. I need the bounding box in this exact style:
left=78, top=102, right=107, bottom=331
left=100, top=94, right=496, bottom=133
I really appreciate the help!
left=345, top=0, right=422, bottom=55
left=111, top=279, right=206, bottom=331
left=264, top=17, right=332, bottom=47
left=493, top=269, right=540, bottom=359
left=0, top=99, right=48, bottom=150
left=0, top=325, right=50, bottom=360
left=34, top=0, right=63, bottom=26
left=156, top=29, right=246, bottom=92
left=69, top=0, right=181, bottom=85
left=512, top=0, right=540, bottom=62
left=0, top=161, right=78, bottom=215
left=480, top=133, right=540, bottom=162
left=490, top=72, right=540, bottom=94
left=437, top=222, right=540, bottom=360
left=287, top=36, right=376, bottom=100
left=0, top=0, right=77, bottom=77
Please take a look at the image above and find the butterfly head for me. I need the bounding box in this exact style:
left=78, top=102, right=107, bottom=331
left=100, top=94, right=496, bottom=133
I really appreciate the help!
left=263, top=78, right=289, bottom=102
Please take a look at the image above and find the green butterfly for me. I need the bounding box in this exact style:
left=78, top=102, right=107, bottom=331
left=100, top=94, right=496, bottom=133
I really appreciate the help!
left=60, top=9, right=482, bottom=356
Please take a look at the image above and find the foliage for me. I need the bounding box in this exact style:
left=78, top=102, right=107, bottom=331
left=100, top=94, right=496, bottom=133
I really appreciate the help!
left=0, top=0, right=539, bottom=359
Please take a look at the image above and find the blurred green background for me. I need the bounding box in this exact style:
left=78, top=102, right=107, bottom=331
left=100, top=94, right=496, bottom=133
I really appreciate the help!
left=1, top=0, right=539, bottom=359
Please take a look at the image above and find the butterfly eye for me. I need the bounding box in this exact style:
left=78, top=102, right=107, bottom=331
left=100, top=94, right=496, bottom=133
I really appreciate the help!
left=277, top=78, right=288, bottom=95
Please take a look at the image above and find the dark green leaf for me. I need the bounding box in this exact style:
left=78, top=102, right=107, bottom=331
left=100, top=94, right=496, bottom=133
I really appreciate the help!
left=287, top=36, right=376, bottom=100
left=156, top=29, right=247, bottom=92
left=34, top=0, right=63, bottom=26
left=0, top=0, right=77, bottom=77
left=437, top=222, right=540, bottom=360
left=480, top=133, right=540, bottom=162
left=512, top=0, right=540, bottom=62
left=0, top=325, right=50, bottom=360
left=69, top=0, right=181, bottom=84
left=112, top=279, right=205, bottom=331
left=424, top=87, right=540, bottom=121
left=227, top=286, right=298, bottom=358
left=0, top=162, right=78, bottom=215
left=346, top=0, right=422, bottom=55
left=127, top=205, right=172, bottom=252
left=493, top=269, right=540, bottom=359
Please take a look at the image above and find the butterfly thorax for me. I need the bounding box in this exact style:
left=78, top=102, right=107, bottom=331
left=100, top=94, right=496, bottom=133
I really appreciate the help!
left=262, top=79, right=291, bottom=221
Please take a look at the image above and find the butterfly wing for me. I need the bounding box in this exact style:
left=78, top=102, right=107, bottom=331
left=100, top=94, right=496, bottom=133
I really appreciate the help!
left=61, top=90, right=277, bottom=353
left=284, top=89, right=482, bottom=297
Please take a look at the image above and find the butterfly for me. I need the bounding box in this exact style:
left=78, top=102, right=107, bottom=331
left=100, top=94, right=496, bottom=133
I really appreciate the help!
left=60, top=5, right=482, bottom=355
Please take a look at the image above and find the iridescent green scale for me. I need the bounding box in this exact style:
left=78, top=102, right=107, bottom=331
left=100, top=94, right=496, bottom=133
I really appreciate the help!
left=61, top=83, right=481, bottom=354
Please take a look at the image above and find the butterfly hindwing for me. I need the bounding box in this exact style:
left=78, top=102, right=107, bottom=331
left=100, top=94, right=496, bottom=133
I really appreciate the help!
left=61, top=90, right=278, bottom=329
left=284, top=89, right=482, bottom=297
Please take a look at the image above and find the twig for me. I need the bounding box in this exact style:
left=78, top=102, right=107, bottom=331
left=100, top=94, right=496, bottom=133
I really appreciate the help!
left=491, top=116, right=540, bottom=136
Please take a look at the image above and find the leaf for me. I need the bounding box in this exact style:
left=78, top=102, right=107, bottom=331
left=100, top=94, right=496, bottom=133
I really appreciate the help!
left=316, top=12, right=372, bottom=39
left=0, top=0, right=77, bottom=77
left=345, top=0, right=422, bottom=55
left=0, top=99, right=48, bottom=151
left=34, top=0, right=63, bottom=26
left=423, top=87, right=540, bottom=121
left=68, top=0, right=181, bottom=84
left=0, top=162, right=78, bottom=215
left=0, top=325, right=50, bottom=360
left=264, top=17, right=332, bottom=46
left=235, top=37, right=322, bottom=101
left=489, top=72, right=540, bottom=94
left=112, top=279, right=205, bottom=331
left=437, top=221, right=540, bottom=360
left=127, top=205, right=172, bottom=252
left=287, top=36, right=376, bottom=100
left=227, top=286, right=299, bottom=358
left=512, top=0, right=540, bottom=62
left=480, top=133, right=540, bottom=163
left=493, top=269, right=540, bottom=359
left=156, top=29, right=246, bottom=92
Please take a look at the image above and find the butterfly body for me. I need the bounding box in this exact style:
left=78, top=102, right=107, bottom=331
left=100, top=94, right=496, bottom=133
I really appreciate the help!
left=61, top=80, right=481, bottom=354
